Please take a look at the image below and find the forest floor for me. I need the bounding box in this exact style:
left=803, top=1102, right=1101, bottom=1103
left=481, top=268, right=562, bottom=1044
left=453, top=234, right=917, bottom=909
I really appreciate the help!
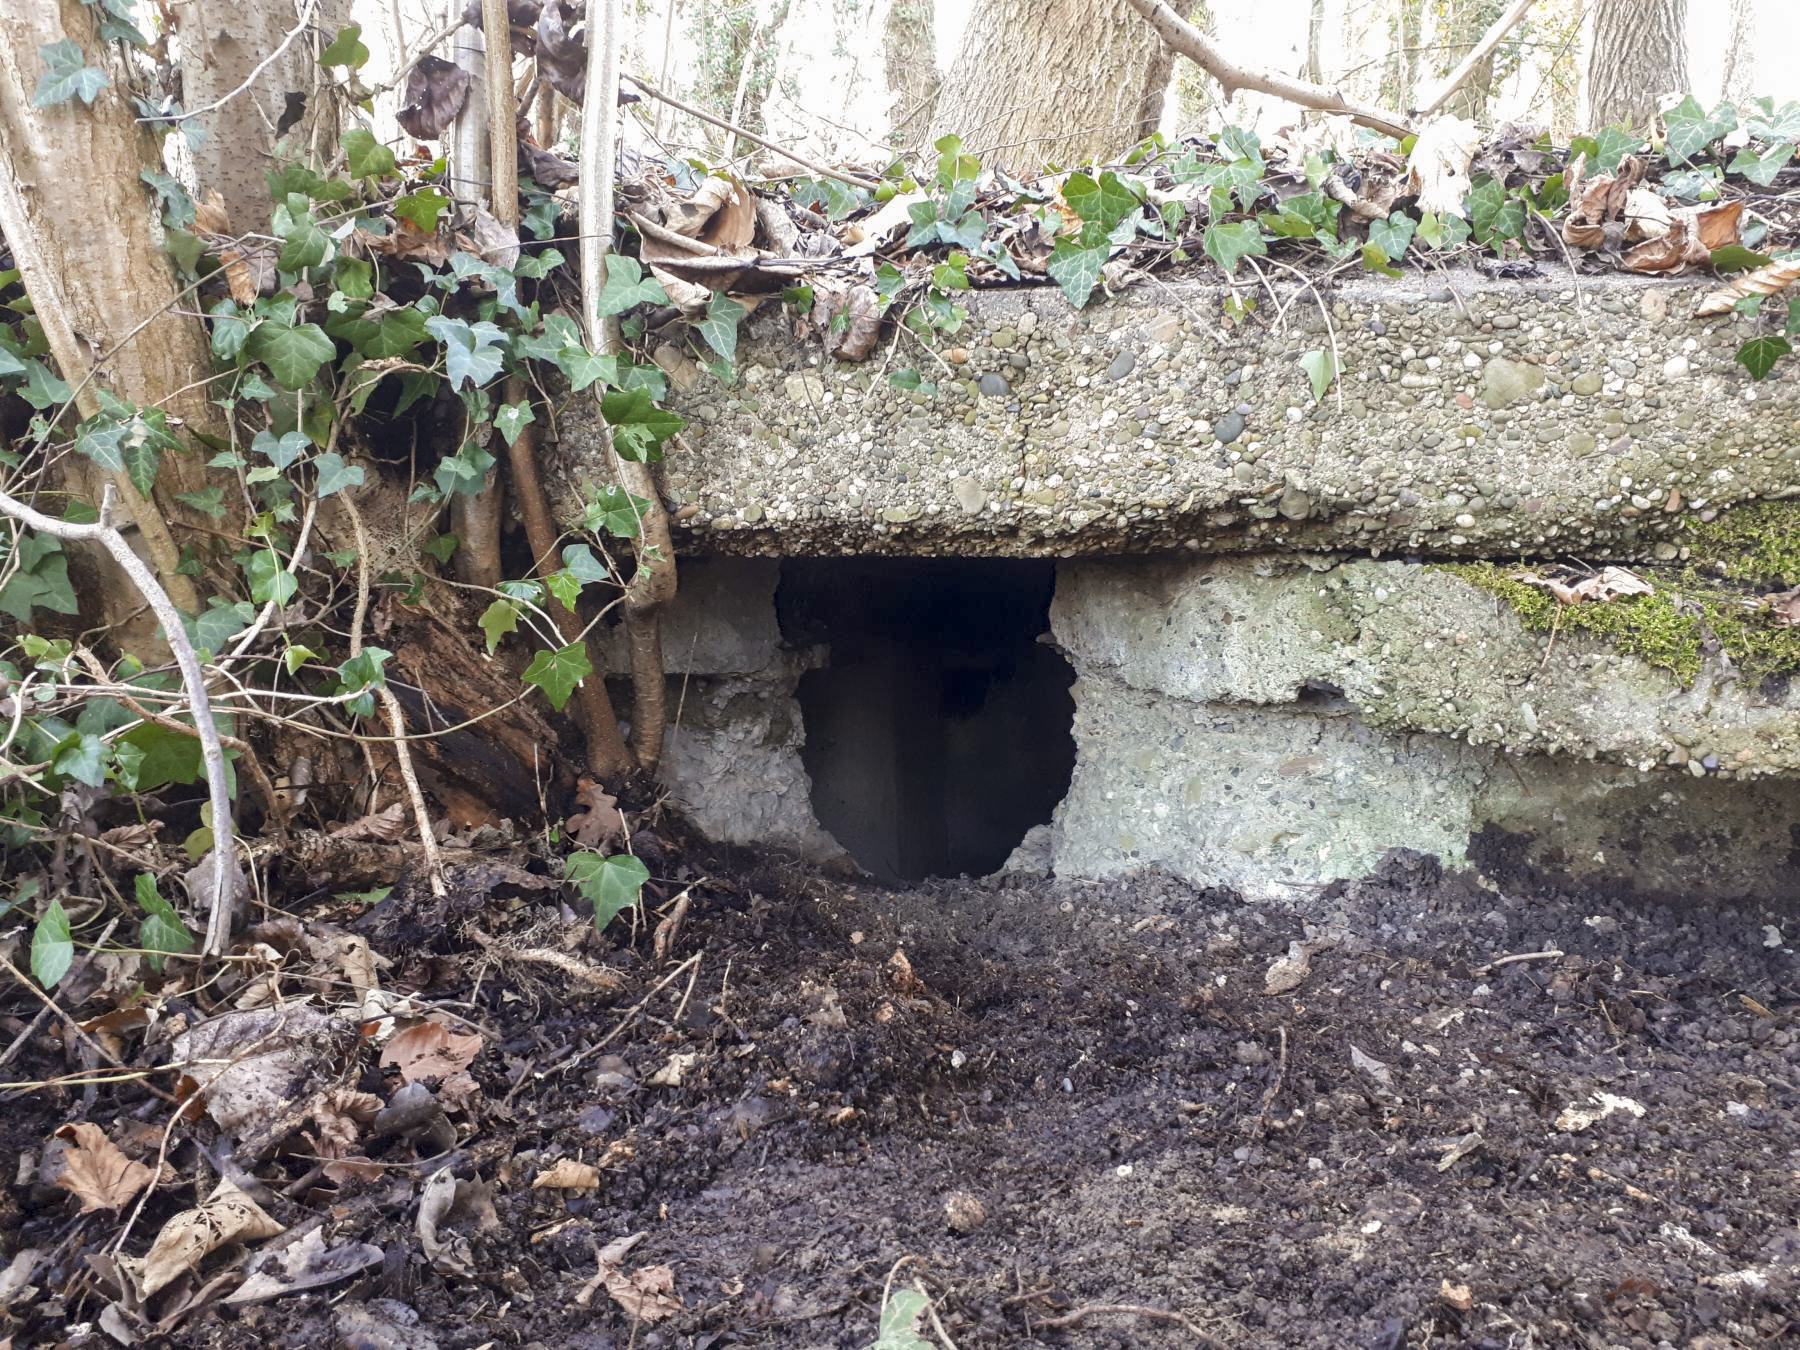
left=2, top=846, right=1798, bottom=1350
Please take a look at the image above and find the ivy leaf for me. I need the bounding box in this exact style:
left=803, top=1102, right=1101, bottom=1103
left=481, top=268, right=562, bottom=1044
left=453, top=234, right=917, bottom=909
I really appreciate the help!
left=433, top=441, right=494, bottom=498
left=565, top=853, right=650, bottom=932
left=19, top=360, right=72, bottom=411
left=91, top=0, right=150, bottom=46
left=186, top=598, right=255, bottom=658
left=1202, top=220, right=1267, bottom=277
left=1568, top=125, right=1646, bottom=175
left=210, top=301, right=251, bottom=362
left=334, top=257, right=374, bottom=300
left=1736, top=335, right=1792, bottom=381
left=1368, top=211, right=1415, bottom=262
left=596, top=255, right=669, bottom=317
left=392, top=187, right=449, bottom=234
left=273, top=193, right=330, bottom=272
left=522, top=642, right=591, bottom=711
left=544, top=569, right=582, bottom=612
left=1298, top=349, right=1338, bottom=401
left=424, top=314, right=507, bottom=389
left=342, top=127, right=396, bottom=179
left=600, top=387, right=684, bottom=463
left=135, top=873, right=194, bottom=968
left=582, top=485, right=650, bottom=539
left=53, top=732, right=108, bottom=787
left=1727, top=141, right=1793, bottom=187
left=1361, top=243, right=1401, bottom=277
left=560, top=543, right=609, bottom=585
left=246, top=318, right=336, bottom=389
left=121, top=433, right=161, bottom=498
left=319, top=22, right=370, bottom=70
left=1709, top=244, right=1774, bottom=273
left=1664, top=96, right=1737, bottom=165
left=140, top=169, right=195, bottom=229
left=1046, top=225, right=1111, bottom=309
left=478, top=598, right=520, bottom=653
left=868, top=1289, right=934, bottom=1350
left=246, top=549, right=298, bottom=605
left=1063, top=170, right=1141, bottom=231
left=175, top=485, right=227, bottom=520
left=314, top=451, right=365, bottom=498
left=31, top=899, right=73, bottom=990
left=34, top=39, right=108, bottom=108
left=694, top=292, right=746, bottom=364
left=252, top=428, right=309, bottom=470
left=494, top=400, right=536, bottom=446
left=555, top=346, right=618, bottom=392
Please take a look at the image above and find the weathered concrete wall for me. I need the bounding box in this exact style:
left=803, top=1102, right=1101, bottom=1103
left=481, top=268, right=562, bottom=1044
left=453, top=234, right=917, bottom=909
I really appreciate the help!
left=1047, top=557, right=1800, bottom=902
left=556, top=270, right=1800, bottom=904
left=560, top=272, right=1800, bottom=561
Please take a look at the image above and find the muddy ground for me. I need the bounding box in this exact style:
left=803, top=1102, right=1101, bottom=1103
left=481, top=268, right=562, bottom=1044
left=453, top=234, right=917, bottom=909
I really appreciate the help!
left=3, top=845, right=1798, bottom=1349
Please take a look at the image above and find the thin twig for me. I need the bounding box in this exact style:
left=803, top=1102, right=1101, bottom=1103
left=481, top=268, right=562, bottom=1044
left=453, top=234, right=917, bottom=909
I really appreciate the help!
left=1474, top=949, right=1565, bottom=976
left=1030, top=1302, right=1229, bottom=1347
left=621, top=73, right=880, bottom=190
left=142, top=0, right=322, bottom=123
left=1417, top=0, right=1539, bottom=118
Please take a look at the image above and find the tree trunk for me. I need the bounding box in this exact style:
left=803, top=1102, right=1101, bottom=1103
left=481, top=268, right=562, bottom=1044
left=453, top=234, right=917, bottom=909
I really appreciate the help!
left=1584, top=0, right=1686, bottom=130
left=1305, top=0, right=1326, bottom=85
left=0, top=0, right=232, bottom=615
left=173, top=0, right=353, bottom=238
left=1718, top=0, right=1756, bottom=109
left=880, top=0, right=936, bottom=148
left=931, top=0, right=1189, bottom=167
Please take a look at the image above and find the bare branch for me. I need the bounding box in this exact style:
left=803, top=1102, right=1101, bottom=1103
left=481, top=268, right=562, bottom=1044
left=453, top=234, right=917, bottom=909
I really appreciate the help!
left=1121, top=0, right=1415, bottom=141
left=620, top=72, right=882, bottom=190
left=1418, top=0, right=1539, bottom=118
left=0, top=486, right=242, bottom=953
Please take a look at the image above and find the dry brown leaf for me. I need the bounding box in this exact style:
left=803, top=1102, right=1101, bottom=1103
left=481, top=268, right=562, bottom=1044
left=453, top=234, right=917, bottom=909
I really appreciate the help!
left=646, top=1052, right=698, bottom=1087
left=533, top=1158, right=602, bottom=1191
left=605, top=1263, right=682, bottom=1323
left=1761, top=586, right=1800, bottom=626
left=1562, top=153, right=1646, bottom=248
left=566, top=776, right=626, bottom=849
left=1263, top=940, right=1313, bottom=995
left=694, top=176, right=757, bottom=253
left=307, top=1088, right=382, bottom=1158
left=1623, top=217, right=1707, bottom=274
left=322, top=1156, right=384, bottom=1185
left=1512, top=566, right=1653, bottom=604
left=53, top=1123, right=155, bottom=1213
left=824, top=283, right=880, bottom=361
left=367, top=218, right=452, bottom=266
left=1440, top=1280, right=1474, bottom=1311
left=1695, top=257, right=1800, bottom=317
left=173, top=1004, right=351, bottom=1134
left=380, top=1021, right=483, bottom=1085
left=224, top=1225, right=384, bottom=1305
left=396, top=54, right=471, bottom=140
left=119, top=1179, right=284, bottom=1298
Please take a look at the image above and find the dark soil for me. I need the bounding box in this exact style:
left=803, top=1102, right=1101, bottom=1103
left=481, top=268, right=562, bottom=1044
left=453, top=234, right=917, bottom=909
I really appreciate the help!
left=4, top=848, right=1799, bottom=1349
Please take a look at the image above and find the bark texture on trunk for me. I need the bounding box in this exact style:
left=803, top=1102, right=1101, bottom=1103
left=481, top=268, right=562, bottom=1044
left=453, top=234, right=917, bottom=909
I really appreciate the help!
left=1584, top=0, right=1687, bottom=130
left=0, top=0, right=230, bottom=611
left=173, top=0, right=352, bottom=237
left=930, top=0, right=1183, bottom=167
left=1718, top=0, right=1756, bottom=109
left=880, top=0, right=936, bottom=147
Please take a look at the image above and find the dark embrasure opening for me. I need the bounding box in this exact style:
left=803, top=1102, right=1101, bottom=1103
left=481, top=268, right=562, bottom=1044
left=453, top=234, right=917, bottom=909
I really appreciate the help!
left=779, top=559, right=1076, bottom=882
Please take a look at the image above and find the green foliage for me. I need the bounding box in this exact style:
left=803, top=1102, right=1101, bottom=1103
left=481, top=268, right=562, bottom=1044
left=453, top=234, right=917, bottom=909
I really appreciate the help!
left=31, top=898, right=73, bottom=989
left=522, top=643, right=591, bottom=711
left=867, top=1289, right=933, bottom=1350
left=319, top=23, right=370, bottom=70
left=565, top=852, right=651, bottom=932
left=34, top=39, right=107, bottom=108
left=135, top=873, right=194, bottom=971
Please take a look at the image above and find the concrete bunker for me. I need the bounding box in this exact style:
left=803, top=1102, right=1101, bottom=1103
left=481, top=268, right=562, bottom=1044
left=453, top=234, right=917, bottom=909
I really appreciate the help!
left=778, top=559, right=1075, bottom=882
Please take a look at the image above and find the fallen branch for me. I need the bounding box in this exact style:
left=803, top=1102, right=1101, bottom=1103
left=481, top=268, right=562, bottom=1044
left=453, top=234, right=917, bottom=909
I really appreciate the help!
left=0, top=484, right=241, bottom=953
left=1417, top=0, right=1539, bottom=118
left=1121, top=0, right=1414, bottom=140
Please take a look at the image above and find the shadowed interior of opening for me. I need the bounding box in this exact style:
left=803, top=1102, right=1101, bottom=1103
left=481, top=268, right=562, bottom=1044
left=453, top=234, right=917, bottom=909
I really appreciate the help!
left=779, top=559, right=1076, bottom=882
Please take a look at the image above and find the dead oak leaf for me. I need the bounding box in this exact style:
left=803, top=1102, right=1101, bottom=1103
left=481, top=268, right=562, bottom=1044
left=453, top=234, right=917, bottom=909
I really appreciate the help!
left=53, top=1123, right=155, bottom=1213
left=566, top=777, right=626, bottom=849
left=533, top=1158, right=601, bottom=1191
left=380, top=1021, right=484, bottom=1085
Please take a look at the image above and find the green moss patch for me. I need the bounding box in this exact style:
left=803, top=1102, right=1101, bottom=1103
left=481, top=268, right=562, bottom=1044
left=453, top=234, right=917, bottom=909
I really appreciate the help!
left=1680, top=501, right=1800, bottom=588
left=1442, top=562, right=1800, bottom=687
